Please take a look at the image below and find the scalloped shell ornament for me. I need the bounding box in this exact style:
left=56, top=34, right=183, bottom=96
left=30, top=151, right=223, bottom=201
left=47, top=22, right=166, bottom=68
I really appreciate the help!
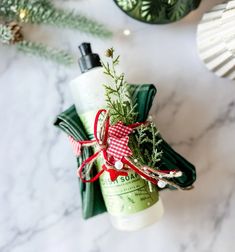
left=197, top=1, right=235, bottom=80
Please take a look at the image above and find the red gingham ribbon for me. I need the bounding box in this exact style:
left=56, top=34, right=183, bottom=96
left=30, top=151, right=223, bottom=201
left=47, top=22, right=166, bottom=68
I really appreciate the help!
left=69, top=136, right=82, bottom=156
left=108, top=121, right=133, bottom=138
left=107, top=136, right=132, bottom=160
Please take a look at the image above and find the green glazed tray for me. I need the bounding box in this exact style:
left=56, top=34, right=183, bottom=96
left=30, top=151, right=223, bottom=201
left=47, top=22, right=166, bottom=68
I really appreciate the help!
left=114, top=0, right=201, bottom=24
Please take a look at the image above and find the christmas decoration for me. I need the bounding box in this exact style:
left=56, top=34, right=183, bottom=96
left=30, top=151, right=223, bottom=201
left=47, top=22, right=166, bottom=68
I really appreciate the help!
left=70, top=109, right=183, bottom=188
left=114, top=0, right=201, bottom=24
left=0, top=0, right=112, bottom=65
left=0, top=21, right=23, bottom=44
left=54, top=49, right=196, bottom=220
left=0, top=0, right=112, bottom=37
left=0, top=22, right=74, bottom=65
left=55, top=85, right=157, bottom=219
left=69, top=49, right=193, bottom=189
left=197, top=0, right=235, bottom=80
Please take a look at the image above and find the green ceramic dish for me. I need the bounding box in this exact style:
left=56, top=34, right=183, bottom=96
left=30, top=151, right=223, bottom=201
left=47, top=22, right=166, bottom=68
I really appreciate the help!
left=114, top=0, right=201, bottom=24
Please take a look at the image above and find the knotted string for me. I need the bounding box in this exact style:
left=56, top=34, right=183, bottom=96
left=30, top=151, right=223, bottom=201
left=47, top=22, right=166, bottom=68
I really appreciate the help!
left=70, top=109, right=191, bottom=190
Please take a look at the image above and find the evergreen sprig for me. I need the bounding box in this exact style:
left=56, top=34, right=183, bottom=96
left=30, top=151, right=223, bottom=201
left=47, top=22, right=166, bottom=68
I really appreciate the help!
left=0, top=0, right=112, bottom=65
left=0, top=23, right=13, bottom=44
left=16, top=40, right=75, bottom=66
left=102, top=48, right=137, bottom=125
left=0, top=22, right=75, bottom=65
left=135, top=122, right=163, bottom=167
left=0, top=0, right=112, bottom=38
left=102, top=48, right=163, bottom=170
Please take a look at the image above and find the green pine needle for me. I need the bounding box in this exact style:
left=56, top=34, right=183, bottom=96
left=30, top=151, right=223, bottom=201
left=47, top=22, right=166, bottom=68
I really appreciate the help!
left=0, top=0, right=112, bottom=38
left=16, top=40, right=75, bottom=66
left=0, top=23, right=13, bottom=44
left=134, top=122, right=163, bottom=168
left=102, top=49, right=137, bottom=125
left=102, top=48, right=163, bottom=170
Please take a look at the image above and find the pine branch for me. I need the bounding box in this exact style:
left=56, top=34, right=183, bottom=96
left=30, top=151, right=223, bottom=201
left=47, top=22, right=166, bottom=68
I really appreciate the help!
left=0, top=0, right=112, bottom=38
left=16, top=40, right=75, bottom=66
left=0, top=22, right=75, bottom=66
left=0, top=23, right=13, bottom=43
left=102, top=48, right=137, bottom=124
left=102, top=48, right=163, bottom=171
left=135, top=122, right=163, bottom=168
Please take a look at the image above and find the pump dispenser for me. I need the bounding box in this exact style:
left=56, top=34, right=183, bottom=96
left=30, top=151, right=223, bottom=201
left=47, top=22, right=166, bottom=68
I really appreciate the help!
left=69, top=42, right=164, bottom=231
left=78, top=43, right=101, bottom=73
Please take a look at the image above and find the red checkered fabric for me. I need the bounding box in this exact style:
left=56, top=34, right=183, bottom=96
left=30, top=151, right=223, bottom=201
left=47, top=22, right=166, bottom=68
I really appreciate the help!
left=108, top=122, right=133, bottom=139
left=107, top=136, right=132, bottom=160
left=69, top=136, right=82, bottom=156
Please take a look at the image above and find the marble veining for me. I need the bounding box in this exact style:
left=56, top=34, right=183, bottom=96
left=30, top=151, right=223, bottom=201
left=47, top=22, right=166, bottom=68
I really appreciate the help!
left=0, top=0, right=235, bottom=252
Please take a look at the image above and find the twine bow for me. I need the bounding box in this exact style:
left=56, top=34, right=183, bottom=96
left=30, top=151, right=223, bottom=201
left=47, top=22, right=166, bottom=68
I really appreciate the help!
left=69, top=109, right=186, bottom=189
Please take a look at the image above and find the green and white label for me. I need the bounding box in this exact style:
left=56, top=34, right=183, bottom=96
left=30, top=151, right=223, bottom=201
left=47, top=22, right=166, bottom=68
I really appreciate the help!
left=99, top=168, right=158, bottom=216
left=80, top=110, right=158, bottom=216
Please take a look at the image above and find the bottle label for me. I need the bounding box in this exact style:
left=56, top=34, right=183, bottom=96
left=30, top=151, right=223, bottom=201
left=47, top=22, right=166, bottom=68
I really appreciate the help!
left=80, top=111, right=97, bottom=139
left=80, top=110, right=158, bottom=216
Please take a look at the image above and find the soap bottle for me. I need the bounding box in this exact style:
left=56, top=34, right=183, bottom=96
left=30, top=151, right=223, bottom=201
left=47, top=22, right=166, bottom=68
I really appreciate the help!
left=70, top=42, right=164, bottom=231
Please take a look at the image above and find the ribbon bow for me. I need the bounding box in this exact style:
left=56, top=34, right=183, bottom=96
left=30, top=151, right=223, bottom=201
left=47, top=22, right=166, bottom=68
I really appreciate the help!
left=107, top=122, right=133, bottom=160
left=69, top=109, right=156, bottom=183
left=69, top=109, right=184, bottom=189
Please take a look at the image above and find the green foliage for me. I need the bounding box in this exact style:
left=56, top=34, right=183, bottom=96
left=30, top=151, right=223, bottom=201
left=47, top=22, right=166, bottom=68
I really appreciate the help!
left=0, top=24, right=13, bottom=44
left=102, top=48, right=137, bottom=125
left=0, top=22, right=75, bottom=65
left=16, top=40, right=75, bottom=66
left=133, top=122, right=163, bottom=168
left=0, top=0, right=112, bottom=65
left=102, top=49, right=163, bottom=170
left=0, top=0, right=112, bottom=38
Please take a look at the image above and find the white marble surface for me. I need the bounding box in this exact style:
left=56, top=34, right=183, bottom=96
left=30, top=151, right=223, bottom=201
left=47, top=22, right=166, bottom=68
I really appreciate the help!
left=1, top=0, right=235, bottom=251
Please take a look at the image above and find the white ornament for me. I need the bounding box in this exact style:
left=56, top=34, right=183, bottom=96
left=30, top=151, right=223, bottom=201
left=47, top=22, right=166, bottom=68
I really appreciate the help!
left=115, top=160, right=124, bottom=170
left=158, top=180, right=167, bottom=188
left=197, top=1, right=235, bottom=80
left=175, top=171, right=183, bottom=177
left=148, top=115, right=153, bottom=121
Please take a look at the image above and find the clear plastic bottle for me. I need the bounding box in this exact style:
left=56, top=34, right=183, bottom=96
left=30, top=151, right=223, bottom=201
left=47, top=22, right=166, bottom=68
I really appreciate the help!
left=70, top=43, right=164, bottom=231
